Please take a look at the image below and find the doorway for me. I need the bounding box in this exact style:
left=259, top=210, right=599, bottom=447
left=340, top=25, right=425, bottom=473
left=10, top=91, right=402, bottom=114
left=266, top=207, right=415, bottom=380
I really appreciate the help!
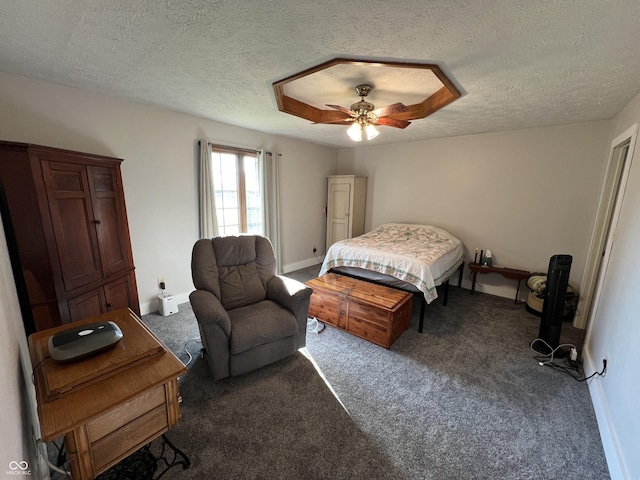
left=577, top=124, right=637, bottom=329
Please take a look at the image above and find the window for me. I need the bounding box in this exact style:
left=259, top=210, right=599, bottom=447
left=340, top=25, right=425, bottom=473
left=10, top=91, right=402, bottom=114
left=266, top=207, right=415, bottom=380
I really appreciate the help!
left=211, top=147, right=263, bottom=236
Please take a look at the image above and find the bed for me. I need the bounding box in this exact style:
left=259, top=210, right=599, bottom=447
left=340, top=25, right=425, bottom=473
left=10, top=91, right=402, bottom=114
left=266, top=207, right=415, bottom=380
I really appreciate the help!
left=319, top=223, right=465, bottom=332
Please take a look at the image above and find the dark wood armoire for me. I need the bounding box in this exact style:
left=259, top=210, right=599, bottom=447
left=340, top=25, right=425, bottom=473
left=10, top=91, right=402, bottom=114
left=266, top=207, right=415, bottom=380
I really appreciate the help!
left=0, top=141, right=140, bottom=334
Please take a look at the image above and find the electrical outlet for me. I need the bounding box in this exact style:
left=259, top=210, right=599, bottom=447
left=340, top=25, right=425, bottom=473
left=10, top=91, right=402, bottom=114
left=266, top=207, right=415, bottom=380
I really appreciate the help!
left=570, top=347, right=578, bottom=361
left=158, top=276, right=166, bottom=288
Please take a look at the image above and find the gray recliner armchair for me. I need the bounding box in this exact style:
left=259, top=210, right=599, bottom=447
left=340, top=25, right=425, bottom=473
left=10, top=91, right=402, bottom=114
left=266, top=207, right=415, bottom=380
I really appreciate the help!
left=189, top=235, right=313, bottom=381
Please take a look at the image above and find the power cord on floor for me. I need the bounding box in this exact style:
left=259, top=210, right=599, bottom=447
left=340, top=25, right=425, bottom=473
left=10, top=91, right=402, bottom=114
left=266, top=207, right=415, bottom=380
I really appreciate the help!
left=37, top=437, right=71, bottom=478
left=530, top=338, right=607, bottom=382
left=307, top=317, right=325, bottom=334
left=182, top=337, right=201, bottom=366
left=530, top=339, right=577, bottom=366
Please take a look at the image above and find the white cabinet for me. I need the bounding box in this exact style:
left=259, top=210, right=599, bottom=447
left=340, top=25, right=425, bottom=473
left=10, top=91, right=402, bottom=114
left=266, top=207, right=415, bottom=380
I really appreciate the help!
left=326, top=175, right=367, bottom=248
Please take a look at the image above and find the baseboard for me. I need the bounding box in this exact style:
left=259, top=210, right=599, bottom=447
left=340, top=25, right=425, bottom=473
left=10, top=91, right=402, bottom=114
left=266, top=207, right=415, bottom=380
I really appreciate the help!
left=583, top=349, right=627, bottom=480
left=139, top=291, right=190, bottom=316
left=20, top=347, right=50, bottom=479
left=282, top=256, right=324, bottom=274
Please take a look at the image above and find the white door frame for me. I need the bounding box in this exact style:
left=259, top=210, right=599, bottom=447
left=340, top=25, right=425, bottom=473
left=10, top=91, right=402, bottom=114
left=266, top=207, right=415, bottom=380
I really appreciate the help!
left=577, top=123, right=637, bottom=329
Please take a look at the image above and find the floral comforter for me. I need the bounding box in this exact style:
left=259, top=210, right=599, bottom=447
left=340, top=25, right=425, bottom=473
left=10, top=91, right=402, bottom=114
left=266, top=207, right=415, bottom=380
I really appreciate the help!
left=319, top=223, right=464, bottom=303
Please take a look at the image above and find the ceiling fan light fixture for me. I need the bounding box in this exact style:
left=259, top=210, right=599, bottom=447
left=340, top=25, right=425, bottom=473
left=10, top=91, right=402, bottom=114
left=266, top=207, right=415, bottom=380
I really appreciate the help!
left=347, top=122, right=363, bottom=141
left=347, top=119, right=378, bottom=142
left=365, top=123, right=379, bottom=140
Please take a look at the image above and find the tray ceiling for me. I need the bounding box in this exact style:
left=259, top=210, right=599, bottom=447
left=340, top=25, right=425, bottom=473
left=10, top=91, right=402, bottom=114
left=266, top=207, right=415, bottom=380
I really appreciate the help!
left=280, top=63, right=446, bottom=111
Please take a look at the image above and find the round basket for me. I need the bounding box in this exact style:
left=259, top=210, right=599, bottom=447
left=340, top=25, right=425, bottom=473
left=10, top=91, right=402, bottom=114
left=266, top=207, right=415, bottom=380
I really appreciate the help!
left=526, top=284, right=578, bottom=321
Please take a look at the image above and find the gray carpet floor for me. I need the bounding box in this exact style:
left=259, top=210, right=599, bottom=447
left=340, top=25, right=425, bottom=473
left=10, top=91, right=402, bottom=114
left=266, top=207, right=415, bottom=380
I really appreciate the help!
left=140, top=266, right=609, bottom=480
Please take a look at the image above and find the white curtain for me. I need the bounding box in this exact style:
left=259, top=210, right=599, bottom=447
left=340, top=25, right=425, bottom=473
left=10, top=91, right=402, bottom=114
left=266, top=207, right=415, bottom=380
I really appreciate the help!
left=198, top=139, right=218, bottom=238
left=261, top=150, right=282, bottom=274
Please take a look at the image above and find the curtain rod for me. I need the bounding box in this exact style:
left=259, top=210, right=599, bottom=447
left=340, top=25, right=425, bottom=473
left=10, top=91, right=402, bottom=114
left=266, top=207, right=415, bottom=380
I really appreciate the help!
left=199, top=140, right=259, bottom=155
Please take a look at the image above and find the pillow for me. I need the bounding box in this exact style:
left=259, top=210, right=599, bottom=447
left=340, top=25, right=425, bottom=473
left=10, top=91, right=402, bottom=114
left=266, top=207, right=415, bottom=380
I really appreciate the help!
left=218, top=262, right=266, bottom=310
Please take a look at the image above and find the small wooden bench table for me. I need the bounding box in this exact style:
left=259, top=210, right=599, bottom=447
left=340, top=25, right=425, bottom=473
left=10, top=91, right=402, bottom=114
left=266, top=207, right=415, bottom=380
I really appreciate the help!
left=305, top=273, right=413, bottom=349
left=468, top=262, right=530, bottom=304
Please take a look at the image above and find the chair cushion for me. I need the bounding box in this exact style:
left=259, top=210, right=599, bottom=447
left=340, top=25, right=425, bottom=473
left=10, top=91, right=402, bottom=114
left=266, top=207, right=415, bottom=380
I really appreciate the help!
left=218, top=262, right=266, bottom=310
left=228, top=300, right=298, bottom=355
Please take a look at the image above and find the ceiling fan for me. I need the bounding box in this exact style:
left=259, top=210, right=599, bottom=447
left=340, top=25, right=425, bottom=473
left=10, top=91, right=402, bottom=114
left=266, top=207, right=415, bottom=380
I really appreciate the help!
left=317, top=84, right=412, bottom=141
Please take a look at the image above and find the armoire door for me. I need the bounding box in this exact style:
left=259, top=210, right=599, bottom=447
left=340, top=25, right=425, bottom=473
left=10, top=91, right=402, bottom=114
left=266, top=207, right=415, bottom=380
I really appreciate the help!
left=68, top=287, right=108, bottom=322
left=327, top=181, right=352, bottom=246
left=42, top=161, right=103, bottom=292
left=104, top=274, right=138, bottom=313
left=88, top=166, right=132, bottom=276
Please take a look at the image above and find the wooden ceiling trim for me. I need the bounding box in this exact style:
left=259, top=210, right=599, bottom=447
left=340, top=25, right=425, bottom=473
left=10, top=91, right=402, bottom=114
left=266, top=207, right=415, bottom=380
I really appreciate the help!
left=273, top=57, right=460, bottom=127
left=391, top=87, right=461, bottom=121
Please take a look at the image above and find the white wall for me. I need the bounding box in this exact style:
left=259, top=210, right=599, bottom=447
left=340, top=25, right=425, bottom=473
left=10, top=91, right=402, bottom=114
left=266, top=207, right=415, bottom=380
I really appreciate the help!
left=0, top=213, right=45, bottom=478
left=0, top=71, right=338, bottom=313
left=583, top=90, right=640, bottom=480
left=338, top=121, right=612, bottom=312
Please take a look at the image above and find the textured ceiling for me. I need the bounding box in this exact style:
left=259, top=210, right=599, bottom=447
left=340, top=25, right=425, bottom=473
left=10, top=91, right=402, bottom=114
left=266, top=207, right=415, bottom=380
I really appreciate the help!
left=1, top=1, right=640, bottom=148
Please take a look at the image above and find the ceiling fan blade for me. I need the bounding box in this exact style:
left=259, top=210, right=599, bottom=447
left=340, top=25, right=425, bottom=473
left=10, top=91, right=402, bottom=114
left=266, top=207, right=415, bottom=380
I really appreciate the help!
left=326, top=104, right=356, bottom=116
left=313, top=118, right=355, bottom=125
left=372, top=102, right=408, bottom=117
left=374, top=117, right=411, bottom=129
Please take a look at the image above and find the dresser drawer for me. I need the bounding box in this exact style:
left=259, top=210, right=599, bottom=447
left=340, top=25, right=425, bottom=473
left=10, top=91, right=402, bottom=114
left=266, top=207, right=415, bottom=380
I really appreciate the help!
left=87, top=384, right=166, bottom=442
left=91, top=404, right=168, bottom=473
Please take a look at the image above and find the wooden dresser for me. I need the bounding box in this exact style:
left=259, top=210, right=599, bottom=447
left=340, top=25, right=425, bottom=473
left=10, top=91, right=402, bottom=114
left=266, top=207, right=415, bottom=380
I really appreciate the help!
left=305, top=273, right=413, bottom=349
left=29, top=308, right=186, bottom=480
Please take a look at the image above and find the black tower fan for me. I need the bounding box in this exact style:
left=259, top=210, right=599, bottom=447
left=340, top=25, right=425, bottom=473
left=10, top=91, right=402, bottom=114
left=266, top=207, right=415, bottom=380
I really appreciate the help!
left=531, top=254, right=572, bottom=356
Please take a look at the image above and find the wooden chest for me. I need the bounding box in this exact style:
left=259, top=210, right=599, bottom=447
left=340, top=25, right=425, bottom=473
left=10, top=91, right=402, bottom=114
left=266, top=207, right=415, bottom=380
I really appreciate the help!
left=305, top=273, right=413, bottom=349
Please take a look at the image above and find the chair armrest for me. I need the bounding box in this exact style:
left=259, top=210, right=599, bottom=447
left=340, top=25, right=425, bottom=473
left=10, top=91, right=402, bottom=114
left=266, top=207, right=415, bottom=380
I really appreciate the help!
left=266, top=275, right=313, bottom=315
left=189, top=290, right=231, bottom=337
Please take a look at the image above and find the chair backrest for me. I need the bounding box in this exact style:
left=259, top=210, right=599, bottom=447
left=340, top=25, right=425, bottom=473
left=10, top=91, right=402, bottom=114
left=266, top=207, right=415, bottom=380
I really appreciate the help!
left=192, top=235, right=277, bottom=310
